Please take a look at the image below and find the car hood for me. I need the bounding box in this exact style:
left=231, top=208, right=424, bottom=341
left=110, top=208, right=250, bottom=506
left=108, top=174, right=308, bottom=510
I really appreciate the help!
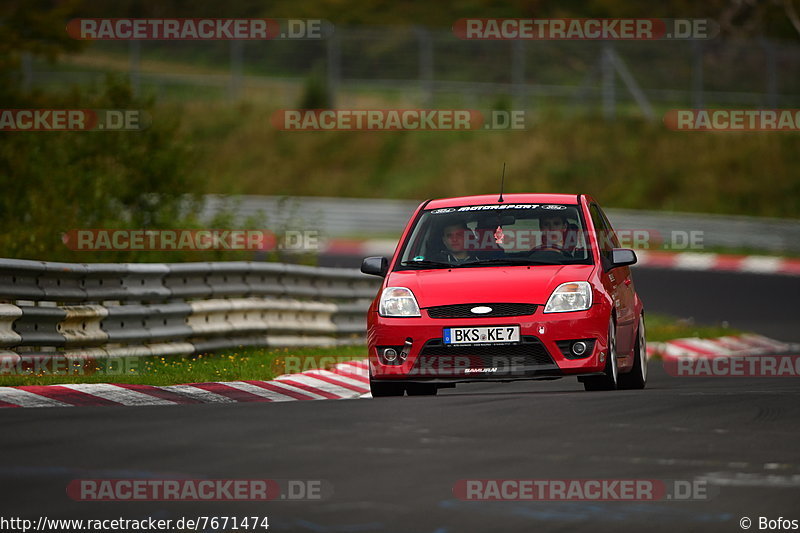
left=386, top=264, right=595, bottom=307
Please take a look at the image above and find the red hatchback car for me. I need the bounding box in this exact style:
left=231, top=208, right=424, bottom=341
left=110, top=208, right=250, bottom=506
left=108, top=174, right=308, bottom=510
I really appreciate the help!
left=361, top=194, right=647, bottom=397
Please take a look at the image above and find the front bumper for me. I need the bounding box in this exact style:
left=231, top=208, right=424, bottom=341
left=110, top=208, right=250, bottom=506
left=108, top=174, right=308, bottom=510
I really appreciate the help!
left=368, top=303, right=611, bottom=383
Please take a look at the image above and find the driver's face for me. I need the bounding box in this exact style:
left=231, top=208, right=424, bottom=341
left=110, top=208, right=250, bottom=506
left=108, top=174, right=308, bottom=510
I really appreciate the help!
left=442, top=224, right=467, bottom=252
left=540, top=217, right=566, bottom=247
left=540, top=217, right=566, bottom=231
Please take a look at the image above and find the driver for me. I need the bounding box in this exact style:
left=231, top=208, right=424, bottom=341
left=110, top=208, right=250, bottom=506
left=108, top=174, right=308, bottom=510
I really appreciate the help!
left=432, top=221, right=478, bottom=264
left=534, top=213, right=569, bottom=251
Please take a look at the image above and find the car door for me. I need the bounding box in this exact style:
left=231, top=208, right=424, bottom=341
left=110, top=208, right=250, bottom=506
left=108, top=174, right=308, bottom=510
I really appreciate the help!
left=589, top=203, right=637, bottom=360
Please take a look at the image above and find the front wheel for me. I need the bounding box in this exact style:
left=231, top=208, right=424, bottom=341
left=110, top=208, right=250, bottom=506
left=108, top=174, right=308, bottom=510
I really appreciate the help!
left=583, top=319, right=619, bottom=391
left=370, top=380, right=405, bottom=397
left=618, top=313, right=647, bottom=390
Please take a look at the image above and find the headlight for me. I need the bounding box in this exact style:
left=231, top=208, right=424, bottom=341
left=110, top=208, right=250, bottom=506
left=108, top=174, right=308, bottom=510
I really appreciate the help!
left=544, top=281, right=592, bottom=313
left=379, top=287, right=421, bottom=317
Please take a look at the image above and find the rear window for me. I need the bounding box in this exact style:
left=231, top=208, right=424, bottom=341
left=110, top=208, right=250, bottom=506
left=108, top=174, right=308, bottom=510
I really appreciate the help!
left=396, top=203, right=593, bottom=270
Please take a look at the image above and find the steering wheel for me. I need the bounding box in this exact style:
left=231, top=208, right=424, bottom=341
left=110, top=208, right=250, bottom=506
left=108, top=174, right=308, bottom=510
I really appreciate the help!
left=530, top=244, right=564, bottom=253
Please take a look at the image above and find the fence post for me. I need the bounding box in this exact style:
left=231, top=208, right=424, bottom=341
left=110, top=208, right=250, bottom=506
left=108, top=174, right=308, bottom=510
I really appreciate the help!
left=326, top=30, right=341, bottom=108
left=691, top=40, right=704, bottom=109
left=229, top=40, right=243, bottom=101
left=511, top=40, right=525, bottom=109
left=761, top=38, right=778, bottom=107
left=21, top=52, right=32, bottom=92
left=129, top=40, right=141, bottom=97
left=414, top=26, right=434, bottom=107
left=602, top=44, right=615, bottom=120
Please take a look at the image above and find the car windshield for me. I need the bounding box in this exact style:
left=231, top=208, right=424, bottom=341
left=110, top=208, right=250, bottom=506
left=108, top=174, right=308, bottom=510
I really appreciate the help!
left=396, top=203, right=593, bottom=270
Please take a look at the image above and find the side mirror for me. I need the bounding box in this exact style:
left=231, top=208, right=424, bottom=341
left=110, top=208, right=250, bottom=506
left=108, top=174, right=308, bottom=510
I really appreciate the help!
left=361, top=256, right=389, bottom=277
left=610, top=248, right=637, bottom=269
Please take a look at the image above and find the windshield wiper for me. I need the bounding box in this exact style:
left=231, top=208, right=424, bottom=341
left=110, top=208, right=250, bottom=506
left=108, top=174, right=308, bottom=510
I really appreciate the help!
left=400, top=260, right=455, bottom=268
left=461, top=258, right=561, bottom=267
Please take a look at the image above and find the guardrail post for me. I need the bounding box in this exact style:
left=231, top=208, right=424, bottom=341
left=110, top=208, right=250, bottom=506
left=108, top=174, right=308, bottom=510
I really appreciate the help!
left=326, top=30, right=341, bottom=107
left=601, top=44, right=615, bottom=120
left=229, top=39, right=244, bottom=101
left=129, top=40, right=141, bottom=98
left=692, top=40, right=704, bottom=109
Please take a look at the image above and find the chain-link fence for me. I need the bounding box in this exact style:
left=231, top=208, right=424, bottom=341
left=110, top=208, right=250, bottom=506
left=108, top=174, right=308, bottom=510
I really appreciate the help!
left=22, top=25, right=800, bottom=116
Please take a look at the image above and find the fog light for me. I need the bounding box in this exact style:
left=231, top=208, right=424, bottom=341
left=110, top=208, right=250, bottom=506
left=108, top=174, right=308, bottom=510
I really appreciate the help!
left=383, top=348, right=398, bottom=362
left=572, top=341, right=588, bottom=356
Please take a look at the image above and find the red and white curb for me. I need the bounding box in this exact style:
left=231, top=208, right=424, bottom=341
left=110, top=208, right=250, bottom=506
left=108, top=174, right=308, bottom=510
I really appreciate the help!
left=323, top=239, right=800, bottom=277
left=634, top=251, right=800, bottom=276
left=3, top=334, right=797, bottom=408
left=0, top=361, right=370, bottom=409
left=648, top=333, right=798, bottom=361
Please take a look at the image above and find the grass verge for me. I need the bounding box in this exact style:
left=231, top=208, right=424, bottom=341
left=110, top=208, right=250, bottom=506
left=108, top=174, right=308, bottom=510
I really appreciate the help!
left=645, top=313, right=740, bottom=343
left=0, top=345, right=366, bottom=388
left=0, top=314, right=740, bottom=387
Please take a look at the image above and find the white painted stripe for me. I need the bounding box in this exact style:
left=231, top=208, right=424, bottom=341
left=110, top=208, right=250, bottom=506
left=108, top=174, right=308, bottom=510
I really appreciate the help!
left=223, top=381, right=298, bottom=402
left=675, top=338, right=732, bottom=356
left=674, top=253, right=718, bottom=271
left=662, top=343, right=703, bottom=359
left=333, top=362, right=369, bottom=376
left=713, top=336, right=755, bottom=352
left=0, top=388, right=71, bottom=408
left=303, top=369, right=370, bottom=388
left=741, top=333, right=789, bottom=351
left=162, top=384, right=236, bottom=404
left=726, top=336, right=776, bottom=353
left=260, top=379, right=329, bottom=400
left=59, top=384, right=175, bottom=407
left=739, top=256, right=782, bottom=274
left=275, top=373, right=360, bottom=398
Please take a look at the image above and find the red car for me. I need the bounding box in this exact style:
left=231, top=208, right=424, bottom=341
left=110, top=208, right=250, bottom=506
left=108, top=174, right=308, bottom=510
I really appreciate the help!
left=361, top=193, right=647, bottom=397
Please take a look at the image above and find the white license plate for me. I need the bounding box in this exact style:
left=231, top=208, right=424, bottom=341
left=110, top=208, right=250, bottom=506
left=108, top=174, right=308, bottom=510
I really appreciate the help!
left=443, top=326, right=520, bottom=345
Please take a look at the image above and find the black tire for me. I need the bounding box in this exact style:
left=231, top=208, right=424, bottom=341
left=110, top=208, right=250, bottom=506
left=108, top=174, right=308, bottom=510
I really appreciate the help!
left=370, top=380, right=405, bottom=397
left=618, top=313, right=647, bottom=390
left=583, top=319, right=619, bottom=391
left=406, top=383, right=438, bottom=396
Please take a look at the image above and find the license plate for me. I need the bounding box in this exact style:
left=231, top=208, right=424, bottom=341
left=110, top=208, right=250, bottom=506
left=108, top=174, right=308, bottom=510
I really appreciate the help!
left=443, top=326, right=520, bottom=345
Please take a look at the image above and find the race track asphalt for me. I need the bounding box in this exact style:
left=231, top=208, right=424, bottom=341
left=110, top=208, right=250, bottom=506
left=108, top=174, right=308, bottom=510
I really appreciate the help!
left=1, top=266, right=798, bottom=533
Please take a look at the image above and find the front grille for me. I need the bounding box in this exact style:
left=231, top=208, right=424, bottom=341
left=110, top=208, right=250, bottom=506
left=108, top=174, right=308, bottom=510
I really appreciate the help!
left=413, top=336, right=556, bottom=373
left=426, top=303, right=537, bottom=319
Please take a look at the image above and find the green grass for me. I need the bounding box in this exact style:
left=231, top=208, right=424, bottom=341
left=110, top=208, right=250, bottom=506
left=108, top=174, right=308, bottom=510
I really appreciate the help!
left=176, top=103, right=800, bottom=219
left=0, top=345, right=366, bottom=388
left=37, top=51, right=800, bottom=220
left=646, top=313, right=740, bottom=344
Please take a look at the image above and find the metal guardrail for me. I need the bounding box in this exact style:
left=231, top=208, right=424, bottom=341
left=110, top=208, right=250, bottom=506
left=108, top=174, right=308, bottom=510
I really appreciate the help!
left=0, top=259, right=381, bottom=360
left=204, top=195, right=800, bottom=254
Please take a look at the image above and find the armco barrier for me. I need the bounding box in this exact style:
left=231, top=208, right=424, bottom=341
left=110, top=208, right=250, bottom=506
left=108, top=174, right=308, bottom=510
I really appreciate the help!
left=0, top=259, right=381, bottom=359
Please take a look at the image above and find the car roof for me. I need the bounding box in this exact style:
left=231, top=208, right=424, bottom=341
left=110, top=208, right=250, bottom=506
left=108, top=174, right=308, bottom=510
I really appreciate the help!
left=425, top=193, right=581, bottom=209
